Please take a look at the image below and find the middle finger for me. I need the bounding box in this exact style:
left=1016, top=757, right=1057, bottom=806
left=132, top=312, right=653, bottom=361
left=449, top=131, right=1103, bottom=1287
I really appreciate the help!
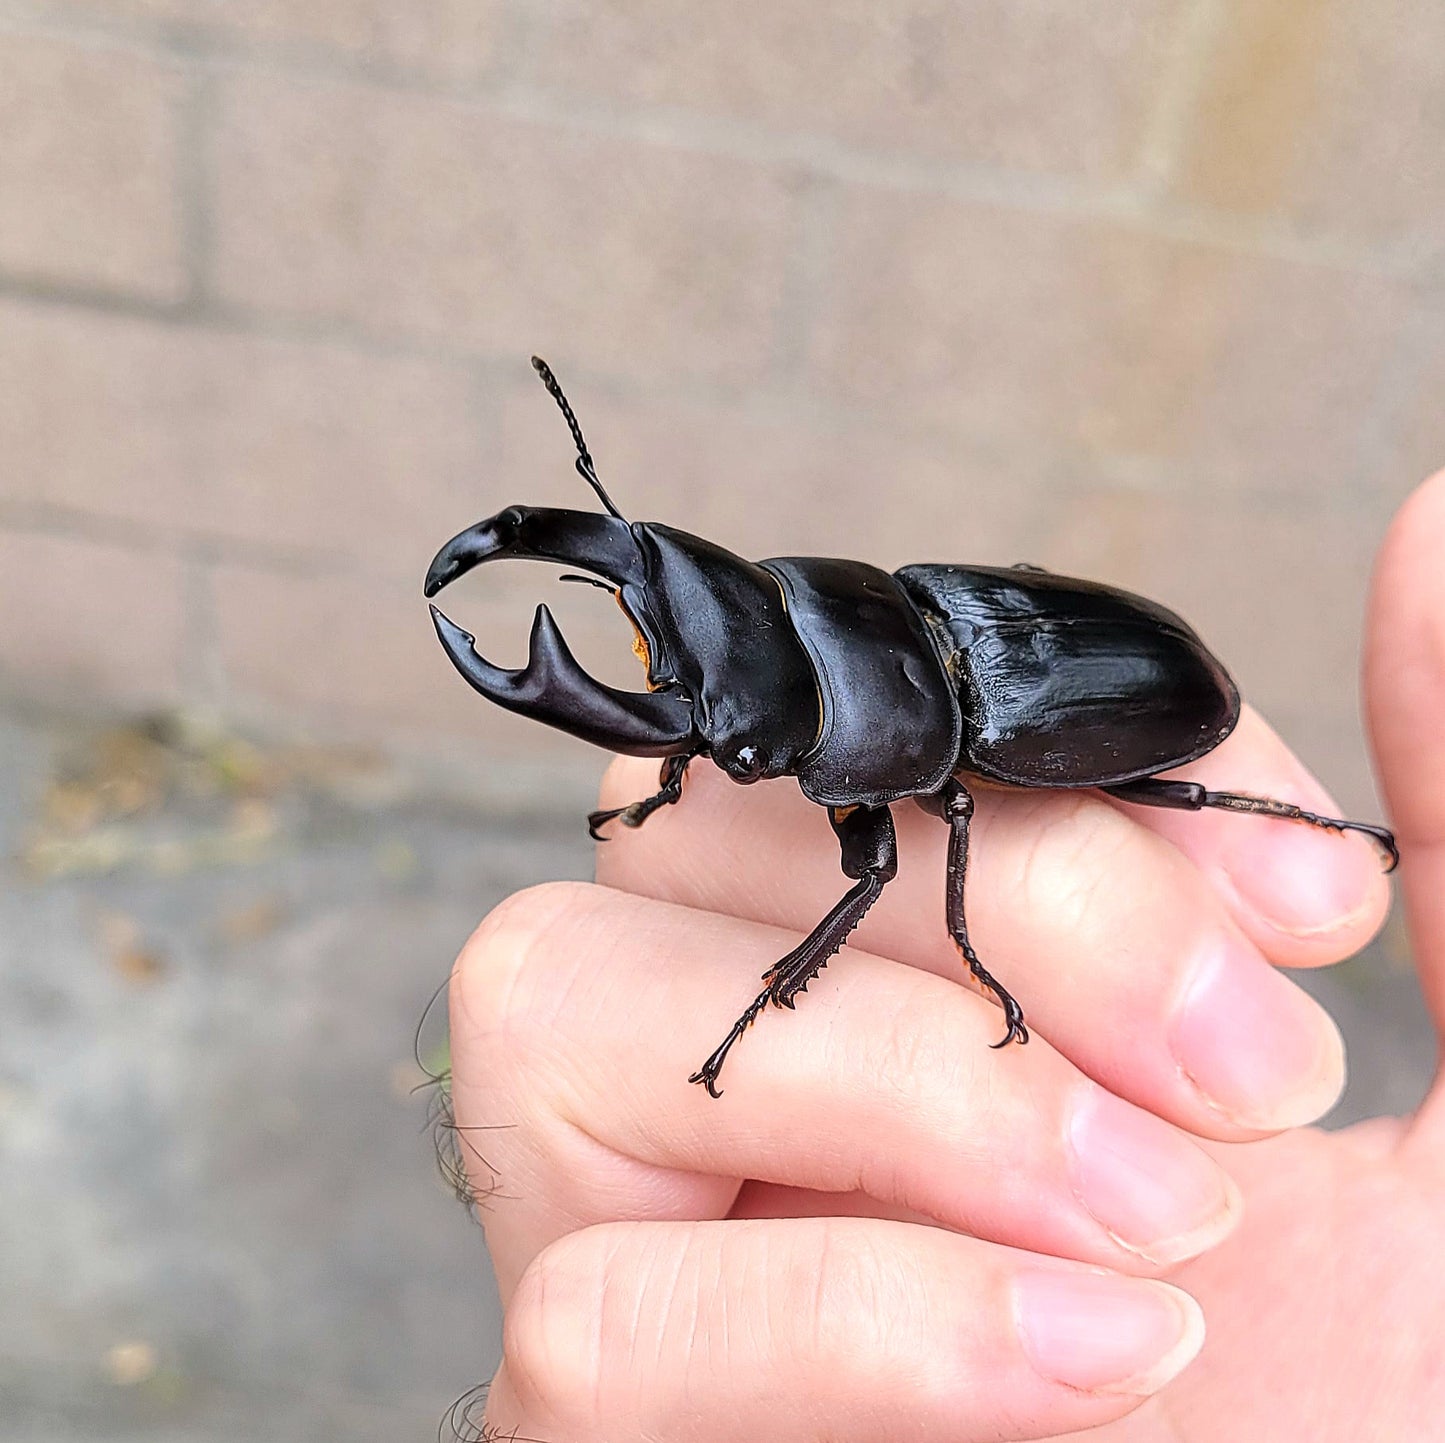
left=450, top=881, right=1242, bottom=1299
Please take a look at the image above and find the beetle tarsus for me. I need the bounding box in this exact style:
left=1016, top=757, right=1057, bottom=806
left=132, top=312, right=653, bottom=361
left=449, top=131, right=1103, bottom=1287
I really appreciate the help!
left=586, top=755, right=692, bottom=841
left=586, top=802, right=642, bottom=840
left=1308, top=816, right=1400, bottom=872
left=586, top=800, right=645, bottom=837
left=963, top=946, right=1029, bottom=1048
left=989, top=993, right=1030, bottom=1049
left=1367, top=825, right=1401, bottom=873
left=689, top=990, right=771, bottom=1098
left=1104, top=779, right=1401, bottom=874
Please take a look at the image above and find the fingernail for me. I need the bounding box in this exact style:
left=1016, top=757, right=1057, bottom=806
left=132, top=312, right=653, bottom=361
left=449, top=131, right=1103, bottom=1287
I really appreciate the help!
left=1068, top=1086, right=1242, bottom=1265
left=1015, top=1271, right=1205, bottom=1396
left=1169, top=940, right=1345, bottom=1129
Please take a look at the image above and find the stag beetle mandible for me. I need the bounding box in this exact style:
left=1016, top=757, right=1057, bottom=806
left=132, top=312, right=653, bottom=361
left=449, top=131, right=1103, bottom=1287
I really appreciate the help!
left=425, top=358, right=1398, bottom=1098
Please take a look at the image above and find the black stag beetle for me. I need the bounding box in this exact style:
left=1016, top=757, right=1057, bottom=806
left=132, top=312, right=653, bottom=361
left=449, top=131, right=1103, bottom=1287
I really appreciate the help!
left=425, top=357, right=1398, bottom=1098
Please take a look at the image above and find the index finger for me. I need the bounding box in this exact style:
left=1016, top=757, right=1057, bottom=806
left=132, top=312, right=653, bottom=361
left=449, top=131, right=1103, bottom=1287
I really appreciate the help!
left=596, top=743, right=1357, bottom=1139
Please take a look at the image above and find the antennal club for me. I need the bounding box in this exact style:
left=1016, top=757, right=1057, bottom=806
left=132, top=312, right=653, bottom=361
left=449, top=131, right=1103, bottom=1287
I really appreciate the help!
left=531, top=356, right=625, bottom=520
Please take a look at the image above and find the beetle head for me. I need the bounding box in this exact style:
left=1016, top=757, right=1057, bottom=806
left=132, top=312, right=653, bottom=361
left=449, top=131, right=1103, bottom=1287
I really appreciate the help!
left=424, top=508, right=822, bottom=776
left=424, top=358, right=821, bottom=775
left=621, top=522, right=819, bottom=781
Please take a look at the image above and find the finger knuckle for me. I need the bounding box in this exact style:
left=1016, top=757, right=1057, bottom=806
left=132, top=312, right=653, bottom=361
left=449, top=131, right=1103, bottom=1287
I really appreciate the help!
left=450, top=880, right=601, bottom=1039
left=505, top=1223, right=679, bottom=1427
left=504, top=1229, right=611, bottom=1424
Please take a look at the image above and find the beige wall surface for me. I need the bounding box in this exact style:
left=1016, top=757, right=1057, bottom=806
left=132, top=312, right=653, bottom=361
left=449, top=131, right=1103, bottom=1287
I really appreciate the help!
left=2, top=0, right=1442, bottom=813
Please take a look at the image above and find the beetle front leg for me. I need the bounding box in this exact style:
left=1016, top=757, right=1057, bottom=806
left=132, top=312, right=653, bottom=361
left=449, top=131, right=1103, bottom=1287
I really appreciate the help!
left=588, top=754, right=693, bottom=841
left=932, top=779, right=1029, bottom=1048
left=689, top=804, right=898, bottom=1098
left=1103, top=777, right=1399, bottom=872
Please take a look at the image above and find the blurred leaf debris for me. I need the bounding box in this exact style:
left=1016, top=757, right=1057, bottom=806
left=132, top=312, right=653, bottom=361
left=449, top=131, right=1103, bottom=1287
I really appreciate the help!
left=18, top=710, right=389, bottom=881
left=96, top=910, right=167, bottom=983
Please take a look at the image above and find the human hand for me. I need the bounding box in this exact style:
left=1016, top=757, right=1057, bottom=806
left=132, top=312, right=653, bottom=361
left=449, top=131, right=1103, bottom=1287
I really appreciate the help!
left=1044, top=472, right=1445, bottom=1443
left=450, top=503, right=1399, bottom=1440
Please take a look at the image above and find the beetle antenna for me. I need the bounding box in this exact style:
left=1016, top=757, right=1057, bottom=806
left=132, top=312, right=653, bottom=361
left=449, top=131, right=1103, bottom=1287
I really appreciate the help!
left=530, top=356, right=626, bottom=521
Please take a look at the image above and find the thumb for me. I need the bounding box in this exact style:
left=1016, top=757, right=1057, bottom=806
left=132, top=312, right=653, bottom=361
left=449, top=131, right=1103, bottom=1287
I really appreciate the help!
left=1363, top=470, right=1445, bottom=1132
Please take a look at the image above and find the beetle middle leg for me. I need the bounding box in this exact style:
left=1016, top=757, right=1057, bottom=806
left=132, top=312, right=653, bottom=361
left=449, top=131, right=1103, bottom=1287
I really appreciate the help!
left=588, top=755, right=692, bottom=841
left=1103, top=778, right=1399, bottom=872
left=688, top=803, right=897, bottom=1098
left=925, top=779, right=1029, bottom=1048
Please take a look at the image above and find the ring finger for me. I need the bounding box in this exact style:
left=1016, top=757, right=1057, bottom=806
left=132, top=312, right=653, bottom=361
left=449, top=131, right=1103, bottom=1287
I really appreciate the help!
left=485, top=1217, right=1206, bottom=1443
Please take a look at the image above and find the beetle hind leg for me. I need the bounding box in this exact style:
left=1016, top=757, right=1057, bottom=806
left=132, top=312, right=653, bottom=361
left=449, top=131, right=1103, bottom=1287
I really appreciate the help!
left=588, top=755, right=693, bottom=841
left=689, top=804, right=898, bottom=1098
left=1103, top=778, right=1399, bottom=873
left=932, top=779, right=1029, bottom=1047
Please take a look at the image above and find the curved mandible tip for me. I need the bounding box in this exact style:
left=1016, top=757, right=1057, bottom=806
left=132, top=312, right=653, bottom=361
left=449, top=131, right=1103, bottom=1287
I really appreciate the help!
left=428, top=602, right=694, bottom=757
left=424, top=506, right=644, bottom=599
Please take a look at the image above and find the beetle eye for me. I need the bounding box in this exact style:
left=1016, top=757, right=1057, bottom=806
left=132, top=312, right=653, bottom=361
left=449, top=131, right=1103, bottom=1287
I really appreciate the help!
left=727, top=744, right=766, bottom=783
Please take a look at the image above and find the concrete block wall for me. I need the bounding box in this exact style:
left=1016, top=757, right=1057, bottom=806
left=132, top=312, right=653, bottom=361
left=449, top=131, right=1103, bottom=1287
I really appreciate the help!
left=2, top=0, right=1441, bottom=811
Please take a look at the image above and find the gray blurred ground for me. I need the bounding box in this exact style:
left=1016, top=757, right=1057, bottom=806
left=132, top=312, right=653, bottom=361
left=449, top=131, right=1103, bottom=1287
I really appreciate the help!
left=0, top=703, right=1435, bottom=1442
left=0, top=705, right=597, bottom=1441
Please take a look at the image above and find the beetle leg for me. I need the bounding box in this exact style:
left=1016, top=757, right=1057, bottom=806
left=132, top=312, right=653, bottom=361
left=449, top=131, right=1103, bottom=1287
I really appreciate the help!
left=936, top=779, right=1029, bottom=1048
left=688, top=804, right=897, bottom=1098
left=588, top=755, right=692, bottom=841
left=687, top=983, right=780, bottom=1100
left=1103, top=778, right=1399, bottom=873
left=764, top=801, right=897, bottom=1009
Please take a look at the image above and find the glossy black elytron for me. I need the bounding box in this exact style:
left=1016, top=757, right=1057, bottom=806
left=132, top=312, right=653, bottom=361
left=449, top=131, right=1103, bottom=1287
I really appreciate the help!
left=425, top=358, right=1398, bottom=1098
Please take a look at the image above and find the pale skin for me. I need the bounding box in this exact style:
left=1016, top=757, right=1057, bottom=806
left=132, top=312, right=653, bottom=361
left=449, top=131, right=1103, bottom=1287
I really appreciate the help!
left=452, top=472, right=1445, bottom=1442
